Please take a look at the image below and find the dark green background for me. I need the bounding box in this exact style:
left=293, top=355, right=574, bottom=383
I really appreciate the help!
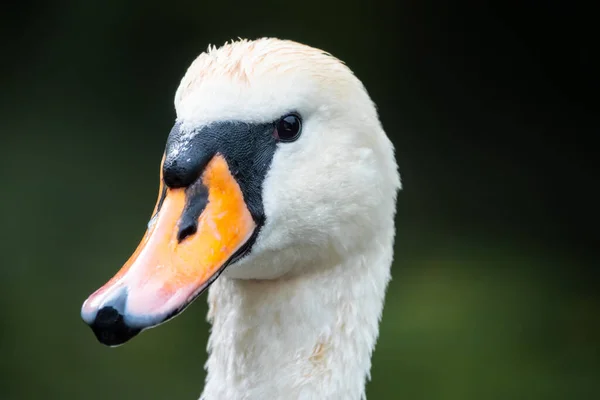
left=1, top=1, right=597, bottom=399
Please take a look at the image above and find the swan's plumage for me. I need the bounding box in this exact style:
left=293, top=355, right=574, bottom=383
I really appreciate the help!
left=185, top=38, right=401, bottom=400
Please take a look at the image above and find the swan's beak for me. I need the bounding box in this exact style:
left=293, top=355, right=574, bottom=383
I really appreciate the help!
left=81, top=155, right=256, bottom=346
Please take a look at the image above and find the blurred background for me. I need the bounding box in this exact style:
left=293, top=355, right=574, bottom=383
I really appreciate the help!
left=1, top=1, right=597, bottom=399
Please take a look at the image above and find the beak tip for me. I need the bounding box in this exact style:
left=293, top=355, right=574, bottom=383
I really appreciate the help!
left=82, top=305, right=142, bottom=347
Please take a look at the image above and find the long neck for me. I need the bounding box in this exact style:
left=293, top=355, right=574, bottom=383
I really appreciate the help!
left=200, top=243, right=392, bottom=400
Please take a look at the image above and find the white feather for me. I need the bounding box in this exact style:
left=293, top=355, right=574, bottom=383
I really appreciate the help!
left=175, top=38, right=401, bottom=400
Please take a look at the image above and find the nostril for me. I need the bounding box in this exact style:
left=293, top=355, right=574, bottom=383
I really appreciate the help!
left=178, top=222, right=197, bottom=242
left=177, top=180, right=209, bottom=243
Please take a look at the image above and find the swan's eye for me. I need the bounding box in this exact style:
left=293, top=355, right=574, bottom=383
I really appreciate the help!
left=274, top=114, right=302, bottom=142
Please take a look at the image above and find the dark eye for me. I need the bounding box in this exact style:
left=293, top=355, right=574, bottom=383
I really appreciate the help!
left=274, top=114, right=302, bottom=142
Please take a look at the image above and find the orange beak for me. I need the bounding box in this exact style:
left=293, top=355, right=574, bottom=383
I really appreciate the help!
left=81, top=154, right=256, bottom=345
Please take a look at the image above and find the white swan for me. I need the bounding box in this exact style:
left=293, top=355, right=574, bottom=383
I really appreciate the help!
left=81, top=38, right=401, bottom=400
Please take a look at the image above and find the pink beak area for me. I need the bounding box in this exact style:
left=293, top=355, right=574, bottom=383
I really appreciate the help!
left=81, top=155, right=256, bottom=346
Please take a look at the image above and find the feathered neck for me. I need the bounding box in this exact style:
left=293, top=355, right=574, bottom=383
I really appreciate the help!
left=200, top=237, right=394, bottom=400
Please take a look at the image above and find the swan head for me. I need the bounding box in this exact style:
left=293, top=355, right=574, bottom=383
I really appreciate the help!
left=81, top=38, right=400, bottom=346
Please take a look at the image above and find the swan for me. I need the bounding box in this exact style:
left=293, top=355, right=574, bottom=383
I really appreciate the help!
left=81, top=38, right=401, bottom=400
